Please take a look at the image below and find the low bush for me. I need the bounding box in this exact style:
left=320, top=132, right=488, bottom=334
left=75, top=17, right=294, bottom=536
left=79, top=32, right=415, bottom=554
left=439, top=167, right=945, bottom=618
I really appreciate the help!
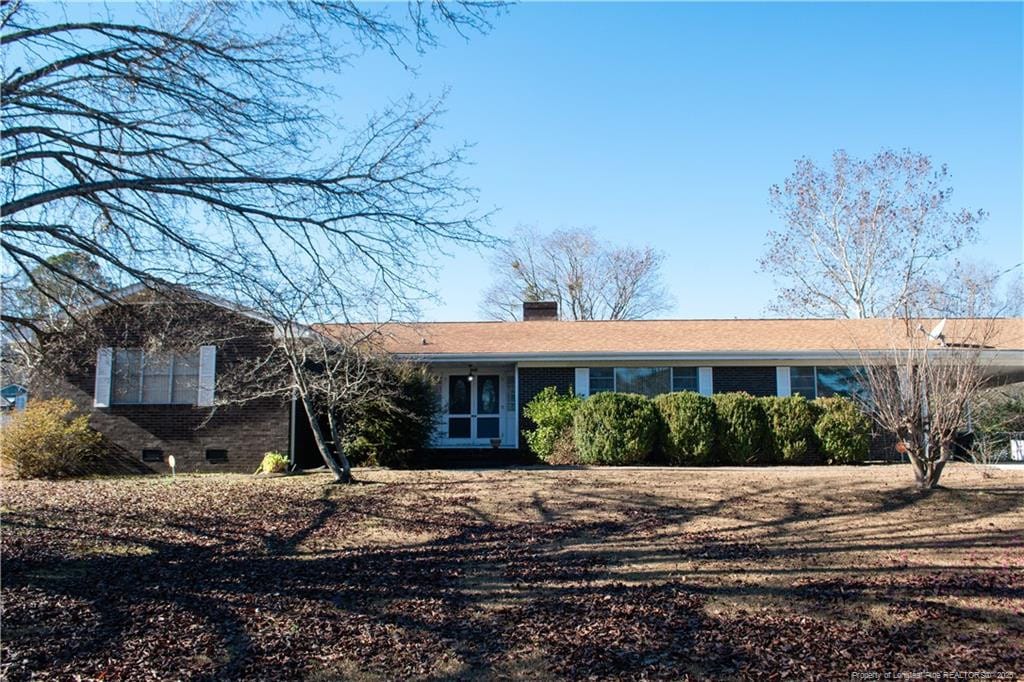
left=258, top=451, right=289, bottom=474
left=712, top=392, right=770, bottom=465
left=762, top=395, right=820, bottom=464
left=573, top=392, right=659, bottom=465
left=343, top=365, right=440, bottom=468
left=654, top=391, right=717, bottom=465
left=524, top=386, right=582, bottom=463
left=813, top=396, right=871, bottom=464
left=1, top=399, right=102, bottom=479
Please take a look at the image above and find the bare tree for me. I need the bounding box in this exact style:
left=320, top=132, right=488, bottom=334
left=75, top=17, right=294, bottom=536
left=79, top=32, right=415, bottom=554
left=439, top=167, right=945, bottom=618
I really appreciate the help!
left=918, top=261, right=1023, bottom=318
left=480, top=226, right=672, bottom=320
left=215, top=281, right=415, bottom=484
left=761, top=149, right=986, bottom=319
left=2, top=0, right=500, bottom=341
left=858, top=318, right=1003, bottom=489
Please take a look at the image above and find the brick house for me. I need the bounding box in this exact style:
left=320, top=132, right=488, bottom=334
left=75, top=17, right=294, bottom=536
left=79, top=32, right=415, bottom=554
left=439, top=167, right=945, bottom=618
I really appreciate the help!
left=57, top=288, right=1024, bottom=473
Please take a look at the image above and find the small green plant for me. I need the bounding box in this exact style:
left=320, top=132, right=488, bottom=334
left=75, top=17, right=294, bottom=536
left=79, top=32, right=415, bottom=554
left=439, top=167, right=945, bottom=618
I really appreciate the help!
left=0, top=398, right=102, bottom=479
left=712, top=392, right=770, bottom=465
left=762, top=395, right=820, bottom=464
left=654, top=391, right=717, bottom=465
left=524, top=386, right=582, bottom=462
left=573, top=392, right=659, bottom=466
left=258, top=451, right=289, bottom=474
left=813, top=396, right=871, bottom=464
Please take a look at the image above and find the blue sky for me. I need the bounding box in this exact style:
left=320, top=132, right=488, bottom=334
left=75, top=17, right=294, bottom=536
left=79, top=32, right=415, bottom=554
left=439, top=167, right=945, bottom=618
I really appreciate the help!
left=328, top=2, right=1023, bottom=320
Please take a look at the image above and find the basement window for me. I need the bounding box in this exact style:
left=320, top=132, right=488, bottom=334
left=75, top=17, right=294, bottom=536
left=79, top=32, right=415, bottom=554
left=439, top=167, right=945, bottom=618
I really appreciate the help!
left=205, top=448, right=228, bottom=463
left=141, top=448, right=164, bottom=463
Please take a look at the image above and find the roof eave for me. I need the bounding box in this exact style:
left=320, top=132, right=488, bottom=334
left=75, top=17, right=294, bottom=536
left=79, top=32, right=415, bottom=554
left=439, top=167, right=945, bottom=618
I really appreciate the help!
left=395, top=349, right=1024, bottom=365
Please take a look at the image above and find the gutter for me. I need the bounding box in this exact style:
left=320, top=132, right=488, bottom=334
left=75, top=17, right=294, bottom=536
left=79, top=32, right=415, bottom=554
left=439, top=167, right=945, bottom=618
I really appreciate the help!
left=395, top=349, right=1024, bottom=365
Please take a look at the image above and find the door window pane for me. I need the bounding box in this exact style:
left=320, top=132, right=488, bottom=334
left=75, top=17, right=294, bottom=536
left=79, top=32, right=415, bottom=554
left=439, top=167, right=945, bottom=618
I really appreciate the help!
left=790, top=367, right=817, bottom=399
left=477, top=376, right=499, bottom=414
left=448, top=417, right=471, bottom=438
left=477, top=417, right=500, bottom=439
left=449, top=376, right=470, bottom=414
left=614, top=367, right=671, bottom=398
left=671, top=367, right=699, bottom=392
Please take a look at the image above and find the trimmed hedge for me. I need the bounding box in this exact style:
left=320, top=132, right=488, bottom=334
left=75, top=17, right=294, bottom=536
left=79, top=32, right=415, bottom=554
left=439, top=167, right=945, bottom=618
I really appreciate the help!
left=573, top=392, right=660, bottom=465
left=712, top=392, right=770, bottom=465
left=524, top=386, right=582, bottom=463
left=813, top=396, right=871, bottom=464
left=654, top=391, right=717, bottom=465
left=762, top=395, right=820, bottom=464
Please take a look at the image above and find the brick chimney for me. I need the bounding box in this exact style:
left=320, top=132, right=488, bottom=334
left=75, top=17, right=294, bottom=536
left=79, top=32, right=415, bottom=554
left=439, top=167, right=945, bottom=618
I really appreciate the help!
left=522, top=301, right=558, bottom=321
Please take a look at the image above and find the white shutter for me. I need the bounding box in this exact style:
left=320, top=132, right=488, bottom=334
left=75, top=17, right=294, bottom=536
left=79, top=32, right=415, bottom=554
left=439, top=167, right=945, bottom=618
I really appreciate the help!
left=574, top=368, right=590, bottom=398
left=698, top=367, right=713, bottom=396
left=776, top=367, right=792, bottom=397
left=197, top=345, right=217, bottom=406
left=94, top=348, right=113, bottom=407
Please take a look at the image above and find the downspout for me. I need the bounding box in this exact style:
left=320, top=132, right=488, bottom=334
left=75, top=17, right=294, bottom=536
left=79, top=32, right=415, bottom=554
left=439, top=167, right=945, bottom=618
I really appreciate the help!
left=289, top=388, right=297, bottom=470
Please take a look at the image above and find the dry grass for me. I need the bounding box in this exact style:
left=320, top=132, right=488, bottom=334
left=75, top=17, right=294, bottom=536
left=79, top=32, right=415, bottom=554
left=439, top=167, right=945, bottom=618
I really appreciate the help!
left=2, top=464, right=1022, bottom=680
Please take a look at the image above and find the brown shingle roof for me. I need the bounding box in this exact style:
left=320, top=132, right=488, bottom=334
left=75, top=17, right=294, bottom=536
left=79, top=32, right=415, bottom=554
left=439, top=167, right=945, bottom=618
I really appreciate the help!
left=326, top=318, right=1024, bottom=357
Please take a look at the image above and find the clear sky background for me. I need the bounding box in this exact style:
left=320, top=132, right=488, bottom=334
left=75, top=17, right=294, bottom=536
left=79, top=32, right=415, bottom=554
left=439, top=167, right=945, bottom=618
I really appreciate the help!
left=326, top=1, right=1023, bottom=321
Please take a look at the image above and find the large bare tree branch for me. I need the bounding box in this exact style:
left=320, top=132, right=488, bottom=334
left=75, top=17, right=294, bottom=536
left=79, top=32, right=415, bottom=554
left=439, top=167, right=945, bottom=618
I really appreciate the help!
left=2, top=0, right=502, bottom=336
left=761, top=149, right=986, bottom=319
left=480, top=226, right=673, bottom=321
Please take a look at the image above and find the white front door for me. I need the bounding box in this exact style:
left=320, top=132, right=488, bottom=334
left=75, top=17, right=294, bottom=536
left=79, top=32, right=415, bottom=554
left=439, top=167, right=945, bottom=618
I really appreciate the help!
left=445, top=374, right=502, bottom=446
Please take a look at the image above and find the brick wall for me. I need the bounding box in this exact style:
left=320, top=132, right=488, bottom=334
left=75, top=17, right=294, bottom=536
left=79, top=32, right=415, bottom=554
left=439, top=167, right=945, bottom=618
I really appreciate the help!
left=517, top=367, right=576, bottom=438
left=41, top=298, right=290, bottom=474
left=712, top=367, right=777, bottom=397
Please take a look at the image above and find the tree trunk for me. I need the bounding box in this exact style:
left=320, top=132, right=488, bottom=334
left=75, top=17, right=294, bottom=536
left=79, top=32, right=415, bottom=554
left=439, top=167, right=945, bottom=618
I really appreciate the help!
left=301, top=394, right=346, bottom=482
left=908, top=453, right=930, bottom=489
left=927, top=441, right=952, bottom=489
left=906, top=445, right=949, bottom=490
left=327, top=411, right=353, bottom=484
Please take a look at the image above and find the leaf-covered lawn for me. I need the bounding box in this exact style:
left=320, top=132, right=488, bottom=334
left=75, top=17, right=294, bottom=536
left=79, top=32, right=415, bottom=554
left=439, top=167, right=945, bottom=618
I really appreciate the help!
left=2, top=465, right=1022, bottom=680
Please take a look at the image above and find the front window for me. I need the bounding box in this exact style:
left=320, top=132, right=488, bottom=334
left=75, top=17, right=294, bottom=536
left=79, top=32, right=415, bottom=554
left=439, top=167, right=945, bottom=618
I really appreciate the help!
left=589, top=368, right=614, bottom=393
left=112, top=349, right=201, bottom=405
left=788, top=366, right=869, bottom=401
left=588, top=367, right=699, bottom=398
left=615, top=367, right=671, bottom=398
left=790, top=367, right=816, bottom=399
left=816, top=366, right=868, bottom=401
left=671, top=367, right=699, bottom=393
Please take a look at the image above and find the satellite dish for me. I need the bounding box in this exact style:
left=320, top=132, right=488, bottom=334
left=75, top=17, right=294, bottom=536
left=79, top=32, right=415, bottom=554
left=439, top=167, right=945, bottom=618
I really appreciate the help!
left=928, top=318, right=947, bottom=346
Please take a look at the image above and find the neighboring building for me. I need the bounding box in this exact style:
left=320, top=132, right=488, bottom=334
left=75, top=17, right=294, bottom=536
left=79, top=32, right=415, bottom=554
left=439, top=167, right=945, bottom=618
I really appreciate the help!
left=0, top=384, right=29, bottom=427
left=1, top=384, right=28, bottom=411
left=51, top=288, right=1024, bottom=473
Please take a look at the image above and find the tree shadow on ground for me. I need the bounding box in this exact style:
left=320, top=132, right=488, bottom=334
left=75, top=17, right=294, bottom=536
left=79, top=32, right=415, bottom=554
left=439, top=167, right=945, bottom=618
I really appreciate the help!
left=1, top=470, right=1022, bottom=680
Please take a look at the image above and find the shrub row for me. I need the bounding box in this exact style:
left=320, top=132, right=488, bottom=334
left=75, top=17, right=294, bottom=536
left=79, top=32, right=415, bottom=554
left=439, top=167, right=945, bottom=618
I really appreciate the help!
left=525, top=389, right=871, bottom=466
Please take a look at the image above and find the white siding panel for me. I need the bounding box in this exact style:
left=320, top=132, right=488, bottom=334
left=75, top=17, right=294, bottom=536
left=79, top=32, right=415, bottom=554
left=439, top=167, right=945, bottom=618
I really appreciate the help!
left=94, top=347, right=113, bottom=407
left=698, top=367, right=713, bottom=396
left=776, top=367, right=792, bottom=397
left=197, top=345, right=217, bottom=407
left=574, top=368, right=590, bottom=398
